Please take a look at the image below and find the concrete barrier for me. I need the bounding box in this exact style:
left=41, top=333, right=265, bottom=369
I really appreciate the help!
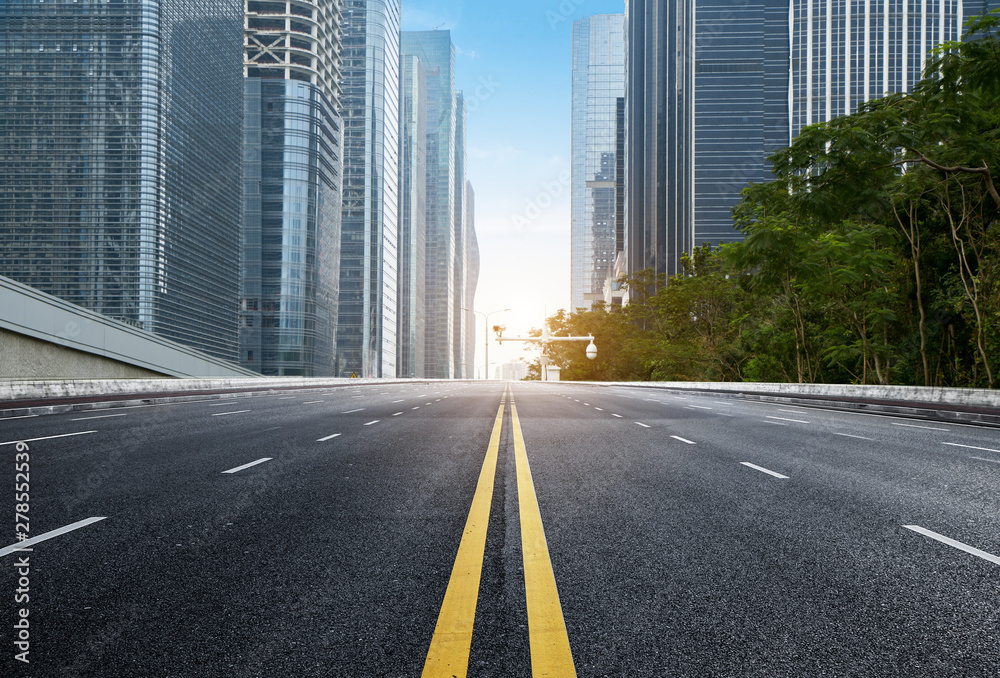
left=576, top=381, right=1000, bottom=426
left=0, top=377, right=455, bottom=418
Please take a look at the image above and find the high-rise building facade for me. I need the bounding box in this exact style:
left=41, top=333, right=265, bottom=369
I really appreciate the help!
left=337, top=0, right=400, bottom=378
left=572, top=15, right=626, bottom=310
left=464, top=180, right=479, bottom=379
left=401, top=30, right=457, bottom=379
left=397, top=53, right=427, bottom=379
left=0, top=0, right=245, bottom=362
left=241, top=0, right=345, bottom=376
left=453, top=91, right=470, bottom=377
left=625, top=0, right=1000, bottom=280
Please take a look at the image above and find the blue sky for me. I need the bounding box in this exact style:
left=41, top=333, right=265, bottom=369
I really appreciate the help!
left=402, top=0, right=625, bottom=376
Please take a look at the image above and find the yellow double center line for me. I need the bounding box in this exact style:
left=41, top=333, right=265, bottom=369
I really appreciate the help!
left=422, top=385, right=576, bottom=678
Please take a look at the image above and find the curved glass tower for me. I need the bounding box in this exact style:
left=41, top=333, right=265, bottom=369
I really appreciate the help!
left=241, top=0, right=345, bottom=376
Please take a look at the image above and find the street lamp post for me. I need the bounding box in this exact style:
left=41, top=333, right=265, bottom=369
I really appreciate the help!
left=495, top=325, right=597, bottom=381
left=461, top=307, right=511, bottom=380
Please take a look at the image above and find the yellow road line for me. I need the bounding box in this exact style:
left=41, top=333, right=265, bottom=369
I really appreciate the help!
left=422, top=385, right=508, bottom=678
left=511, top=395, right=577, bottom=677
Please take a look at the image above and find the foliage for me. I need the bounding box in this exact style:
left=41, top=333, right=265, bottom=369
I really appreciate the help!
left=540, top=13, right=1000, bottom=386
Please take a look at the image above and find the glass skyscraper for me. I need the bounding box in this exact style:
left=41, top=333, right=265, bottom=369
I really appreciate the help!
left=401, top=30, right=456, bottom=380
left=572, top=15, right=626, bottom=310
left=241, top=0, right=345, bottom=376
left=625, top=0, right=1000, bottom=280
left=337, top=0, right=400, bottom=378
left=0, top=0, right=244, bottom=362
left=398, top=53, right=427, bottom=379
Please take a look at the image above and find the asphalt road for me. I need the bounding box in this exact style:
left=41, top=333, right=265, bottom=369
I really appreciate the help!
left=0, top=381, right=997, bottom=676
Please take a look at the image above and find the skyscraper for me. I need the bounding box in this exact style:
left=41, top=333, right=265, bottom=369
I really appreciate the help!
left=453, top=90, right=470, bottom=377
left=0, top=0, right=245, bottom=362
left=464, top=180, right=479, bottom=379
left=571, top=14, right=626, bottom=310
left=241, top=0, right=345, bottom=376
left=397, top=53, right=427, bottom=379
left=625, top=0, right=1000, bottom=280
left=401, top=30, right=457, bottom=380
left=337, top=0, right=400, bottom=378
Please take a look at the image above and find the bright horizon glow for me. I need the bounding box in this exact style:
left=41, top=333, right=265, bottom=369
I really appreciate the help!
left=402, top=0, right=625, bottom=378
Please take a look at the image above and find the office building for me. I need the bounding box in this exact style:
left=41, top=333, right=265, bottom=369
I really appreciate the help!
left=337, top=0, right=400, bottom=377
left=0, top=0, right=245, bottom=362
left=625, top=0, right=999, bottom=280
left=571, top=14, right=626, bottom=310
left=401, top=30, right=457, bottom=379
left=397, top=53, right=427, bottom=379
left=453, top=91, right=470, bottom=377
left=464, top=181, right=479, bottom=380
left=241, top=0, right=345, bottom=376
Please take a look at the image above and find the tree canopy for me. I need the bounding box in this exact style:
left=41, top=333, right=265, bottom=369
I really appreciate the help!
left=532, top=12, right=1000, bottom=386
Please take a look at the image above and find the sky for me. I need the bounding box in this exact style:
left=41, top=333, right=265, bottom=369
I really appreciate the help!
left=401, top=0, right=626, bottom=378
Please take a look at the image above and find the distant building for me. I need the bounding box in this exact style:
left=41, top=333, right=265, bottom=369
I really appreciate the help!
left=497, top=361, right=529, bottom=381
left=0, top=0, right=245, bottom=362
left=337, top=0, right=401, bottom=378
left=398, top=53, right=427, bottom=379
left=401, top=30, right=457, bottom=379
left=241, top=0, right=345, bottom=376
left=571, top=14, right=626, bottom=311
left=464, top=180, right=479, bottom=380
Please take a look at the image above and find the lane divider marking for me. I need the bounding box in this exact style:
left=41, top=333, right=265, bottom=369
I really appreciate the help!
left=317, top=433, right=342, bottom=442
left=422, top=387, right=507, bottom=678
left=222, top=458, right=272, bottom=474
left=510, top=394, right=578, bottom=677
left=740, top=462, right=789, bottom=479
left=766, top=416, right=810, bottom=424
left=671, top=436, right=696, bottom=445
left=0, top=517, right=107, bottom=558
left=903, top=525, right=1000, bottom=565
left=0, top=431, right=97, bottom=446
left=943, top=442, right=1000, bottom=455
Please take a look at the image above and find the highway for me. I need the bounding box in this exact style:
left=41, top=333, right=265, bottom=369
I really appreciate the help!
left=1, top=381, right=998, bottom=676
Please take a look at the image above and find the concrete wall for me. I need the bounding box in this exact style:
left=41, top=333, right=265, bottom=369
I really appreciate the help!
left=0, top=328, right=166, bottom=379
left=0, top=274, right=258, bottom=379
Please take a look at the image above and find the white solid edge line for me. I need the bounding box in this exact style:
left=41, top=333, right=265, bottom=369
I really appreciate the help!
left=740, top=462, right=789, bottom=479
left=671, top=436, right=696, bottom=445
left=903, top=525, right=1000, bottom=565
left=943, top=442, right=1000, bottom=455
left=212, top=410, right=251, bottom=417
left=0, top=517, right=107, bottom=558
left=71, top=414, right=128, bottom=421
left=0, top=431, right=98, bottom=446
left=1, top=415, right=39, bottom=420
left=222, top=458, right=273, bottom=474
left=317, top=433, right=342, bottom=442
